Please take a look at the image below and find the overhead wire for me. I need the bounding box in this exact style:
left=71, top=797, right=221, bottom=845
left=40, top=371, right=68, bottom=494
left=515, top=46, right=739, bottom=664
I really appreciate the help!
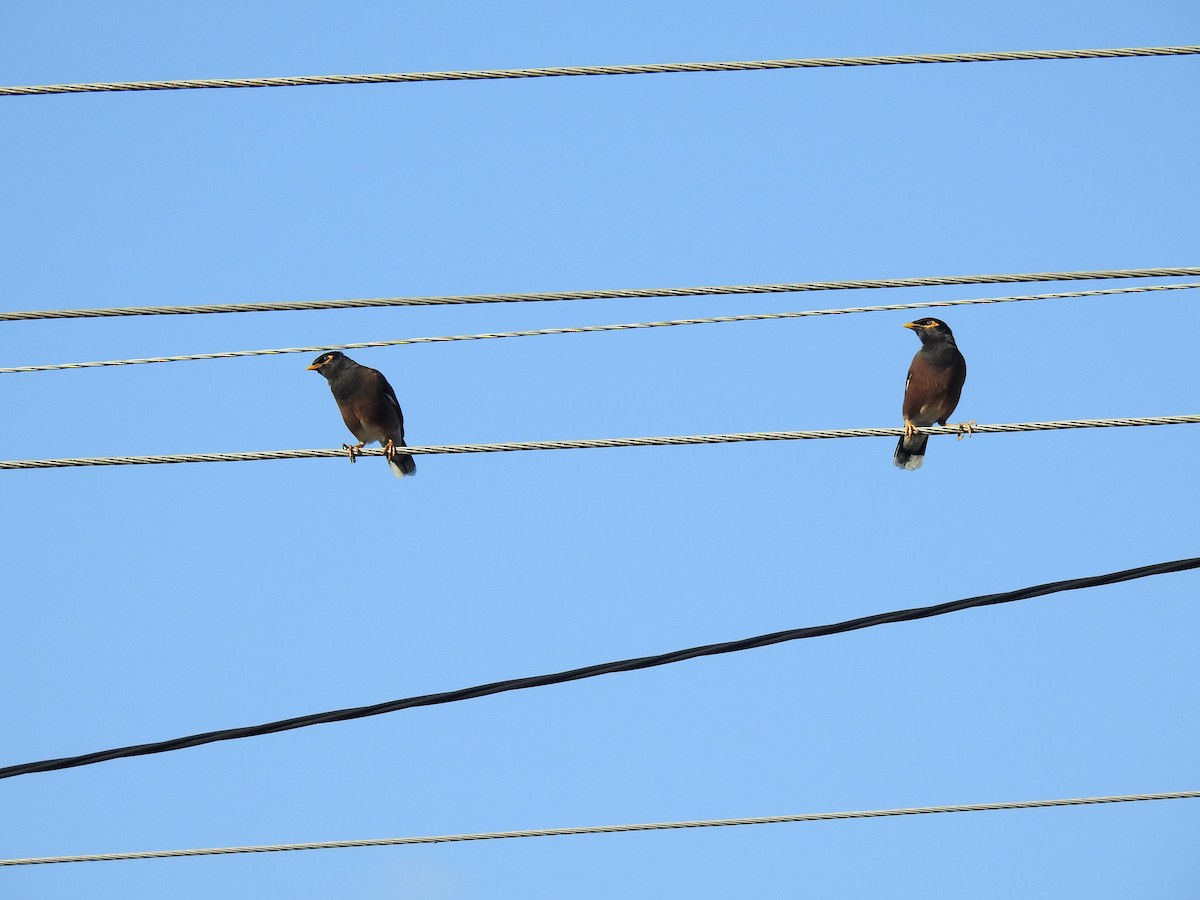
left=3, top=266, right=1198, bottom=322
left=4, top=790, right=1197, bottom=866
left=3, top=43, right=1196, bottom=859
left=2, top=416, right=1198, bottom=470
left=3, top=281, right=1196, bottom=375
left=3, top=45, right=1198, bottom=97
left=2, top=556, right=1195, bottom=779
left=3, top=36, right=1195, bottom=879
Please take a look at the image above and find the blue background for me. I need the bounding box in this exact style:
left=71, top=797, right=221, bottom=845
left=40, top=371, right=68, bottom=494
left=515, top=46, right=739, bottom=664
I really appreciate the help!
left=2, top=2, right=1198, bottom=896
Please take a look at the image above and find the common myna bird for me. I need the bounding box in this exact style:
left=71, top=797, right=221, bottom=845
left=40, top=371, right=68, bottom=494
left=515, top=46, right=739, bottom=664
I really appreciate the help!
left=307, top=351, right=417, bottom=478
left=894, top=317, right=970, bottom=470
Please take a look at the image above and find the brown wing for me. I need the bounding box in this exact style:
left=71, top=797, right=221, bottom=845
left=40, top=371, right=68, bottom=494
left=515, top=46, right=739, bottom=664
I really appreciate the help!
left=902, top=352, right=966, bottom=427
left=335, top=367, right=404, bottom=445
left=371, top=368, right=406, bottom=442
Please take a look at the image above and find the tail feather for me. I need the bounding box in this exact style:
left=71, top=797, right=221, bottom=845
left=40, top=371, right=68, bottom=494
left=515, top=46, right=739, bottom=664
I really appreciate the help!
left=893, top=433, right=928, bottom=471
left=387, top=440, right=417, bottom=479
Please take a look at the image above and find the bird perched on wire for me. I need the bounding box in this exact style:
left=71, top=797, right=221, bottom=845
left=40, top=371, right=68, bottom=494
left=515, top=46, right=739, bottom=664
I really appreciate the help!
left=307, top=351, right=417, bottom=478
left=894, top=317, right=970, bottom=470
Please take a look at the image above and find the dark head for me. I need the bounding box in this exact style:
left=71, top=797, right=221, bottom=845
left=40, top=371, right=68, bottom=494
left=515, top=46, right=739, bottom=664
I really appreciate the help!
left=306, top=350, right=356, bottom=380
left=903, top=317, right=957, bottom=345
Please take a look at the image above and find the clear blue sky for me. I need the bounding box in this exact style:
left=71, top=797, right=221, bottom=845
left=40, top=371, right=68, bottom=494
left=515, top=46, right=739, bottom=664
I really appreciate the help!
left=3, top=2, right=1198, bottom=897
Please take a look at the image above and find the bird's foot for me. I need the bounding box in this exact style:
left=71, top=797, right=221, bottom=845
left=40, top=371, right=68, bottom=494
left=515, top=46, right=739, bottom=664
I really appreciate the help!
left=954, top=420, right=977, bottom=441
left=382, top=439, right=396, bottom=461
left=903, top=420, right=920, bottom=440
left=342, top=442, right=365, bottom=464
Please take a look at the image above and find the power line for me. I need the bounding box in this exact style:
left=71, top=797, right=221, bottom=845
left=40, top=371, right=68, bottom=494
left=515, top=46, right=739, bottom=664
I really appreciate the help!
left=3, top=45, right=1197, bottom=97
left=3, top=266, right=1198, bottom=322
left=2, top=556, right=1195, bottom=780
left=2, top=416, right=1198, bottom=470
left=3, top=790, right=1196, bottom=866
left=4, top=282, right=1195, bottom=375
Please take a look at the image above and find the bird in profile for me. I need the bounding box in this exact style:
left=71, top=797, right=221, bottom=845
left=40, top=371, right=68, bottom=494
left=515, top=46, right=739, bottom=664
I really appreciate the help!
left=307, top=351, right=417, bottom=478
left=894, top=318, right=970, bottom=470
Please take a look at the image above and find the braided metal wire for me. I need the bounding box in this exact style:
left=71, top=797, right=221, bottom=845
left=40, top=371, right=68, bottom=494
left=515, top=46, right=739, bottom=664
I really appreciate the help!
left=4, top=46, right=1198, bottom=96
left=3, top=416, right=1197, bottom=470
left=4, top=267, right=1199, bottom=322
left=2, top=281, right=1195, bottom=375
left=2, top=790, right=1196, bottom=865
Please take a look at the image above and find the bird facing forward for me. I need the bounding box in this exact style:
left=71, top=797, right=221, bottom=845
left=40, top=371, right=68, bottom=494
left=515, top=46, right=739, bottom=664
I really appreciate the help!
left=894, top=318, right=970, bottom=470
left=307, top=351, right=417, bottom=478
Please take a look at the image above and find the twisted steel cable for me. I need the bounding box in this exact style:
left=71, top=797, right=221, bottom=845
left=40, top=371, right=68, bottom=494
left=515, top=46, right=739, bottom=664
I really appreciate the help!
left=4, top=267, right=1199, bottom=322
left=4, top=46, right=1198, bottom=96
left=3, top=281, right=1196, bottom=375
left=3, top=790, right=1197, bottom=866
left=1, top=416, right=1198, bottom=470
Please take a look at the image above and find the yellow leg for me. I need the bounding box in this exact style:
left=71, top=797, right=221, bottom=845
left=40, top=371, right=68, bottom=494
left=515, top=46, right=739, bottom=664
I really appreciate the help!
left=903, top=419, right=919, bottom=440
left=382, top=439, right=396, bottom=461
left=954, top=420, right=977, bottom=441
left=341, top=442, right=365, bottom=463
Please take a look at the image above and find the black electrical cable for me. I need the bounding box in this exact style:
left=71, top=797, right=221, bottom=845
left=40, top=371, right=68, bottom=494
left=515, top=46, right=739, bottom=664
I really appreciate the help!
left=3, top=556, right=1196, bottom=780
